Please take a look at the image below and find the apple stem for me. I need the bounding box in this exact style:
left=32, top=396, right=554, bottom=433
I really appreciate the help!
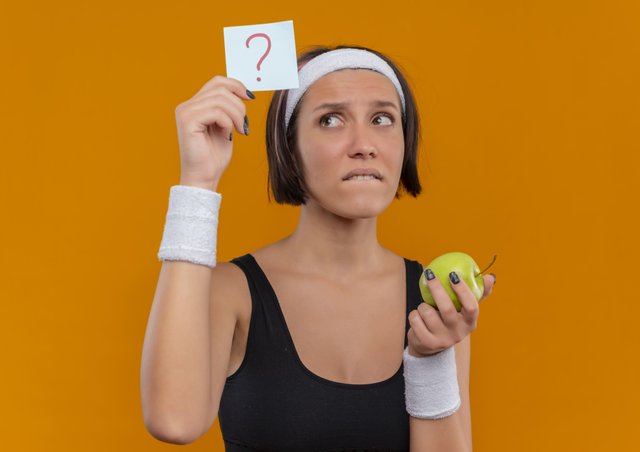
left=476, top=254, right=497, bottom=277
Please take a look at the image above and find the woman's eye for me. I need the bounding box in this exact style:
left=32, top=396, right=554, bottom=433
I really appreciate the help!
left=320, top=114, right=341, bottom=127
left=373, top=114, right=394, bottom=125
left=319, top=113, right=394, bottom=127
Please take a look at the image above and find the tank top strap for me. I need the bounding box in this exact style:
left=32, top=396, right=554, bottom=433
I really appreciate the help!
left=404, top=258, right=424, bottom=348
left=229, top=253, right=293, bottom=354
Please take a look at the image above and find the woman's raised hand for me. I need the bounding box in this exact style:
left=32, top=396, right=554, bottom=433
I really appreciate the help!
left=174, top=75, right=255, bottom=191
left=407, top=272, right=496, bottom=357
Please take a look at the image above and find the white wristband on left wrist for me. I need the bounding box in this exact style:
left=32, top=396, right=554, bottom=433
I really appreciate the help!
left=403, top=345, right=461, bottom=419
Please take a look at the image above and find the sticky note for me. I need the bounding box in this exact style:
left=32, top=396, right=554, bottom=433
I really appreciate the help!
left=223, top=20, right=299, bottom=92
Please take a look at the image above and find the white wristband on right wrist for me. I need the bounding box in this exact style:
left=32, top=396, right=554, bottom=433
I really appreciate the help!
left=403, top=345, right=461, bottom=420
left=157, top=185, right=221, bottom=268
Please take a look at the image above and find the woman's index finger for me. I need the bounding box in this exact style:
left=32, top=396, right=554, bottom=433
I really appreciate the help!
left=196, top=75, right=253, bottom=100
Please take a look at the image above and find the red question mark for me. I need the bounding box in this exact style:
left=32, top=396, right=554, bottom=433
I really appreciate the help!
left=245, top=33, right=271, bottom=82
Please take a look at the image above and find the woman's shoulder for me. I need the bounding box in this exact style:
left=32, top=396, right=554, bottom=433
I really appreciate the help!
left=211, top=242, right=284, bottom=294
left=209, top=259, right=254, bottom=320
left=218, top=239, right=282, bottom=269
left=382, top=248, right=425, bottom=271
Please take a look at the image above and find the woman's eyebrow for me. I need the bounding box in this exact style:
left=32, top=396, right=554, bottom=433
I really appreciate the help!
left=312, top=100, right=399, bottom=112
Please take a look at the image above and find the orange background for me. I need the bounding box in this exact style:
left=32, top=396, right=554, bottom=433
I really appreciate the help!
left=2, top=0, right=638, bottom=450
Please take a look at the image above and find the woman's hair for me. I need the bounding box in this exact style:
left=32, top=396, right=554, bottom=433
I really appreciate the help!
left=265, top=44, right=422, bottom=205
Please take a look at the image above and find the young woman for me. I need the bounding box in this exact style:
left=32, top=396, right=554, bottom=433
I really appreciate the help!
left=141, top=45, right=495, bottom=451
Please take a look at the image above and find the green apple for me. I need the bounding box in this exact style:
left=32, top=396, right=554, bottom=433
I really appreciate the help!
left=419, top=252, right=496, bottom=312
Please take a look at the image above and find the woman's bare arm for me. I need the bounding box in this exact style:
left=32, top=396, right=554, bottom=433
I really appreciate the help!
left=140, top=260, right=217, bottom=443
left=141, top=235, right=248, bottom=445
left=140, top=74, right=252, bottom=443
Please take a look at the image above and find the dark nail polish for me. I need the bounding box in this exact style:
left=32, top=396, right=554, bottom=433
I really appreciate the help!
left=246, top=89, right=255, bottom=99
left=229, top=132, right=233, bottom=141
left=449, top=271, right=460, bottom=284
left=425, top=268, right=435, bottom=281
left=244, top=115, right=249, bottom=127
left=490, top=273, right=496, bottom=284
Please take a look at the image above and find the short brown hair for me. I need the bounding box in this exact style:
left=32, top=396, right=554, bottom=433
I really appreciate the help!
left=265, top=45, right=422, bottom=205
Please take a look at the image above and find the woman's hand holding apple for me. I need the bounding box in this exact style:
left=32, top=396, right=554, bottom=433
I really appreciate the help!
left=174, top=75, right=254, bottom=191
left=407, top=271, right=495, bottom=357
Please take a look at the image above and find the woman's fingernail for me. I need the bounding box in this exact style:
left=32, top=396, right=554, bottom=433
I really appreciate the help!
left=449, top=271, right=460, bottom=284
left=244, top=115, right=249, bottom=135
left=246, top=89, right=255, bottom=99
left=425, top=268, right=435, bottom=281
left=229, top=132, right=233, bottom=141
left=490, top=273, right=496, bottom=284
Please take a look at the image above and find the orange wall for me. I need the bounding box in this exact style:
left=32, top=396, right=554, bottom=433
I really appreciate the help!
left=1, top=0, right=638, bottom=450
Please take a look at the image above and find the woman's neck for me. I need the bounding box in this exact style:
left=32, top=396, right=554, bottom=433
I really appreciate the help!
left=279, top=202, right=388, bottom=281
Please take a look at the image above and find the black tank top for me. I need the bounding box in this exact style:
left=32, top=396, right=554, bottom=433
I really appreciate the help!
left=218, top=253, right=423, bottom=452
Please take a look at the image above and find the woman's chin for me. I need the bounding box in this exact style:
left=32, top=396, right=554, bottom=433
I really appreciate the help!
left=333, top=200, right=390, bottom=220
left=307, top=189, right=395, bottom=219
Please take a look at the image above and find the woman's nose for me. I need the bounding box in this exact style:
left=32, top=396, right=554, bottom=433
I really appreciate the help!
left=348, top=123, right=378, bottom=158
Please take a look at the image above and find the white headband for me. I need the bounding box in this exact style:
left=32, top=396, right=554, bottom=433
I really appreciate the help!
left=284, top=48, right=406, bottom=128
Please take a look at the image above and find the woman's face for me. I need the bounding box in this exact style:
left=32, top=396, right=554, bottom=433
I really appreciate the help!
left=294, top=68, right=405, bottom=219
